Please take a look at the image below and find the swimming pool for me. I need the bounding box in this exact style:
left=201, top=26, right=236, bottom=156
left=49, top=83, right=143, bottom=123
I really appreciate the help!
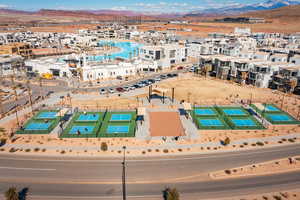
left=59, top=41, right=142, bottom=63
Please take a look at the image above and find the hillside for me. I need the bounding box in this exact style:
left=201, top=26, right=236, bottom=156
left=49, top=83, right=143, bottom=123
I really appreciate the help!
left=242, top=5, right=300, bottom=21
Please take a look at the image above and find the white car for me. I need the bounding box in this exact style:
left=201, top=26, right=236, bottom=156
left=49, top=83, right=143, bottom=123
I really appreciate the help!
left=123, top=86, right=130, bottom=91
left=99, top=88, right=107, bottom=94
left=155, top=77, right=161, bottom=82
left=108, top=88, right=115, bottom=93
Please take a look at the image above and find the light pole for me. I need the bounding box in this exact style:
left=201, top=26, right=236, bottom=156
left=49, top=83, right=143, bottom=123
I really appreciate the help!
left=122, top=146, right=127, bottom=200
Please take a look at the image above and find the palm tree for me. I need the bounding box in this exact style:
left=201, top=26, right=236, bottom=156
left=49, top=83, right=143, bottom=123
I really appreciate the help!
left=38, top=77, right=44, bottom=100
left=164, top=187, right=180, bottom=200
left=0, top=127, right=6, bottom=138
left=5, top=187, right=19, bottom=200
left=26, top=80, right=34, bottom=114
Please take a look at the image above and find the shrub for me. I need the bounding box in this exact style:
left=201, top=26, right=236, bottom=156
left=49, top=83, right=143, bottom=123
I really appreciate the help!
left=9, top=148, right=17, bottom=153
left=288, top=139, right=295, bottom=143
left=60, top=150, right=66, bottom=154
left=42, top=149, right=46, bottom=152
left=101, top=142, right=108, bottom=151
left=163, top=149, right=169, bottom=153
left=0, top=138, right=6, bottom=146
left=256, top=142, right=264, bottom=146
left=25, top=149, right=31, bottom=152
left=223, top=137, right=231, bottom=146
left=224, top=169, right=231, bottom=174
left=34, top=148, right=40, bottom=152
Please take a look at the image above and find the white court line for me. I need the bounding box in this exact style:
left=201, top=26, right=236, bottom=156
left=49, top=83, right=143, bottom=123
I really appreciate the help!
left=0, top=166, right=56, bottom=171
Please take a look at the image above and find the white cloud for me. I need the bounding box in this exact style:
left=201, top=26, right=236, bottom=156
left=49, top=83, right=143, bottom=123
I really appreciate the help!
left=0, top=4, right=10, bottom=9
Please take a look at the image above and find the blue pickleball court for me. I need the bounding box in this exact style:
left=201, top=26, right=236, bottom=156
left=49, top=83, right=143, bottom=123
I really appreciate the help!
left=36, top=112, right=57, bottom=119
left=198, top=119, right=223, bottom=126
left=110, top=114, right=132, bottom=121
left=223, top=109, right=246, bottom=116
left=231, top=118, right=256, bottom=126
left=107, top=125, right=129, bottom=133
left=69, top=126, right=95, bottom=134
left=76, top=114, right=100, bottom=122
left=266, top=114, right=293, bottom=122
left=195, top=109, right=216, bottom=116
left=25, top=122, right=51, bottom=130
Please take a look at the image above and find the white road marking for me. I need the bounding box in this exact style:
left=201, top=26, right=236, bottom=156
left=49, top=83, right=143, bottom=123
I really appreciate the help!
left=0, top=166, right=56, bottom=171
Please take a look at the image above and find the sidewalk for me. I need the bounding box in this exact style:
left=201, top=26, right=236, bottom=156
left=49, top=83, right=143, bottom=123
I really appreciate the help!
left=3, top=133, right=299, bottom=155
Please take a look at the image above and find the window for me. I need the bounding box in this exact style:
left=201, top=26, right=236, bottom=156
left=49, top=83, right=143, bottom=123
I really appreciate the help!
left=169, top=50, right=176, bottom=58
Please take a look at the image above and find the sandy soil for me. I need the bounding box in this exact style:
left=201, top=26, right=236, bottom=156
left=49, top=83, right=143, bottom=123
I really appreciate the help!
left=211, top=156, right=300, bottom=179
left=216, top=189, right=300, bottom=200
left=138, top=20, right=300, bottom=37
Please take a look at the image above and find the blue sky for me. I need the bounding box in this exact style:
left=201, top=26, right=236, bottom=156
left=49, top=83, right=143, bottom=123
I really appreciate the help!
left=0, top=0, right=264, bottom=12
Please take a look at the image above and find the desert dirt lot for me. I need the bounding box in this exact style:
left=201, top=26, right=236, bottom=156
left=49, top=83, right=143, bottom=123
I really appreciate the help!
left=138, top=20, right=300, bottom=37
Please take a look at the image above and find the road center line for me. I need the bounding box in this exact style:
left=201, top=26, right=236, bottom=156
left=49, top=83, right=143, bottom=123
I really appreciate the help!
left=0, top=166, right=56, bottom=171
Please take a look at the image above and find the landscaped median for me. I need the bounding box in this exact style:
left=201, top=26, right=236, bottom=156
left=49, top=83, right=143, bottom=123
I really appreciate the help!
left=210, top=156, right=300, bottom=179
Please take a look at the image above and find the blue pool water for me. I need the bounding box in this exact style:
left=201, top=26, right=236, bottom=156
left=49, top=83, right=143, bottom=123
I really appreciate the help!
left=195, top=109, right=215, bottom=116
left=77, top=114, right=100, bottom=122
left=110, top=114, right=132, bottom=121
left=223, top=109, right=246, bottom=116
left=25, top=122, right=51, bottom=130
left=231, top=119, right=256, bottom=126
left=198, top=119, right=223, bottom=126
left=59, top=41, right=142, bottom=63
left=267, top=114, right=292, bottom=122
left=69, top=126, right=95, bottom=134
left=265, top=105, right=280, bottom=112
left=107, top=125, right=129, bottom=133
left=36, top=112, right=57, bottom=119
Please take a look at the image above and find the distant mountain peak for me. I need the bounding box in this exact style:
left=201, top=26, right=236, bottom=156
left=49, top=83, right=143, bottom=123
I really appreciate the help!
left=185, top=0, right=300, bottom=17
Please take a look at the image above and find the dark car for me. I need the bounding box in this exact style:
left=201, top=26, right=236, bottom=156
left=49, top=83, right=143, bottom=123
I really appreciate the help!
left=177, top=66, right=184, bottom=70
left=133, top=84, right=140, bottom=88
left=116, top=87, right=125, bottom=92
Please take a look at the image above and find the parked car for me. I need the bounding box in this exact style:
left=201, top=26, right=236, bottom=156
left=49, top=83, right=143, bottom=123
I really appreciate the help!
left=133, top=84, right=140, bottom=88
left=108, top=88, right=115, bottom=93
left=155, top=77, right=161, bottom=82
left=100, top=88, right=106, bottom=94
left=177, top=66, right=184, bottom=70
left=116, top=87, right=125, bottom=92
left=160, top=75, right=167, bottom=79
left=148, top=79, right=155, bottom=84
left=123, top=86, right=130, bottom=91
left=116, top=76, right=122, bottom=80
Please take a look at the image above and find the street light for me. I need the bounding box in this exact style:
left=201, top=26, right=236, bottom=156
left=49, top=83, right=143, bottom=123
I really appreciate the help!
left=122, top=146, right=127, bottom=200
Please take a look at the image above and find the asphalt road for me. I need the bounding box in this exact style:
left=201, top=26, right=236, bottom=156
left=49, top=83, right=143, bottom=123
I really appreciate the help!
left=0, top=144, right=300, bottom=199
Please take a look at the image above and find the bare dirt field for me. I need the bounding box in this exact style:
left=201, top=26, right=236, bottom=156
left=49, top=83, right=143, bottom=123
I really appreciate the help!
left=211, top=156, right=300, bottom=179
left=138, top=20, right=300, bottom=37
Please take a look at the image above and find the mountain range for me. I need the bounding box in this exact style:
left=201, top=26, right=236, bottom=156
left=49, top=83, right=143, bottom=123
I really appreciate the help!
left=186, top=0, right=300, bottom=17
left=0, top=0, right=299, bottom=20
